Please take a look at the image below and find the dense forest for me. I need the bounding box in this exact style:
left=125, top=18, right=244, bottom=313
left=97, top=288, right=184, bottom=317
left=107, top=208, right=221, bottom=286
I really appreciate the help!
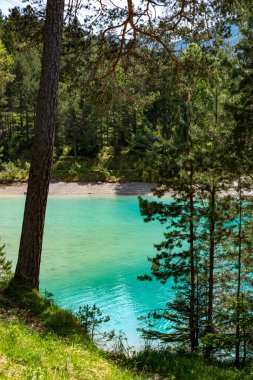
left=1, top=0, right=253, bottom=378
left=0, top=2, right=249, bottom=183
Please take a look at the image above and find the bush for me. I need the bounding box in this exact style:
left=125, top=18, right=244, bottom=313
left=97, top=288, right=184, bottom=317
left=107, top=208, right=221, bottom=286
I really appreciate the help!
left=0, top=160, right=30, bottom=182
left=0, top=243, right=12, bottom=287
left=0, top=146, right=4, bottom=162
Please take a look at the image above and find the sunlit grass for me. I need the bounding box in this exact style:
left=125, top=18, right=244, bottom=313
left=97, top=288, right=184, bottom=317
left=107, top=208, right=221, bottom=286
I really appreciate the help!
left=0, top=286, right=145, bottom=380
left=1, top=285, right=253, bottom=379
left=0, top=317, right=143, bottom=379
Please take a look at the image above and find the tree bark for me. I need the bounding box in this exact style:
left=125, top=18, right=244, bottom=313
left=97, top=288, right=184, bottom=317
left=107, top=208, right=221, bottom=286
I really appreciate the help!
left=13, top=0, right=65, bottom=289
left=235, top=177, right=242, bottom=365
left=188, top=92, right=197, bottom=352
left=207, top=185, right=215, bottom=334
left=189, top=178, right=197, bottom=351
left=206, top=81, right=218, bottom=349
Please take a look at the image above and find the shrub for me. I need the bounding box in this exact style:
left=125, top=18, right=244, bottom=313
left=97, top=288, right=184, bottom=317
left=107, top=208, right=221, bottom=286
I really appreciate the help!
left=0, top=243, right=12, bottom=287
left=0, top=160, right=30, bottom=182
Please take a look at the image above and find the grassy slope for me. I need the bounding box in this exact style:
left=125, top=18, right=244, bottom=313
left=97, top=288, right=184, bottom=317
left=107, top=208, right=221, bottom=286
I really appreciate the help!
left=0, top=319, right=143, bottom=380
left=0, top=287, right=144, bottom=380
left=0, top=287, right=253, bottom=380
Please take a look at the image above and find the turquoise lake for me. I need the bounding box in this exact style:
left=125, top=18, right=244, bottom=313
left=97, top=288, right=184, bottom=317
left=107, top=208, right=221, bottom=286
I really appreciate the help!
left=0, top=196, right=173, bottom=347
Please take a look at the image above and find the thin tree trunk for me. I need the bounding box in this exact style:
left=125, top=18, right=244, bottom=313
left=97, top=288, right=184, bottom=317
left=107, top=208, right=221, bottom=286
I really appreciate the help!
left=188, top=91, right=197, bottom=352
left=207, top=185, right=215, bottom=335
left=205, top=79, right=219, bottom=355
left=235, top=177, right=242, bottom=365
left=189, top=177, right=197, bottom=351
left=25, top=106, right=29, bottom=141
left=13, top=0, right=65, bottom=289
left=196, top=255, right=199, bottom=348
left=19, top=90, right=24, bottom=129
left=242, top=293, right=247, bottom=362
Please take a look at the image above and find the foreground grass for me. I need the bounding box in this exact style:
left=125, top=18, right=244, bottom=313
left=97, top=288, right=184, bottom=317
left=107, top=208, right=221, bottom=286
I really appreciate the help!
left=0, top=318, right=144, bottom=380
left=1, top=285, right=253, bottom=379
left=129, top=349, right=253, bottom=380
left=0, top=286, right=144, bottom=380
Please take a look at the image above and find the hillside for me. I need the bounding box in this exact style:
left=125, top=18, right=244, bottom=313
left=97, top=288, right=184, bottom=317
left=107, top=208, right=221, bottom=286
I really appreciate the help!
left=0, top=288, right=144, bottom=380
left=0, top=287, right=253, bottom=380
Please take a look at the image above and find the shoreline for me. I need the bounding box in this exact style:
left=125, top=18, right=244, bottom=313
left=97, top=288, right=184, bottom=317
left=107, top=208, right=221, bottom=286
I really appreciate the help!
left=1, top=181, right=252, bottom=198
left=0, top=181, right=158, bottom=197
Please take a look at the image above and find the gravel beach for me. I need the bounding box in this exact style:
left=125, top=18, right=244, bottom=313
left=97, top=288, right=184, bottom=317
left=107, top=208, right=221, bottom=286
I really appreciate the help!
left=0, top=181, right=157, bottom=196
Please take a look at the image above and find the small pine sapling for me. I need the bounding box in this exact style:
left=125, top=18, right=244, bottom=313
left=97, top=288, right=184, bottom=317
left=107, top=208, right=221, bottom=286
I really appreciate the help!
left=77, top=304, right=110, bottom=342
left=0, top=243, right=12, bottom=286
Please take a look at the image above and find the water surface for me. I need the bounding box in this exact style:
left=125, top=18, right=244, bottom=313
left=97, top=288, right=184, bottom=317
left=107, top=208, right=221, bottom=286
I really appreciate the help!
left=0, top=196, right=172, bottom=346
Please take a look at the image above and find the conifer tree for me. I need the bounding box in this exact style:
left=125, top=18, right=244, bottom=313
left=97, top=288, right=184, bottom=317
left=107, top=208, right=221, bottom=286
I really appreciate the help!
left=0, top=243, right=12, bottom=284
left=138, top=43, right=234, bottom=353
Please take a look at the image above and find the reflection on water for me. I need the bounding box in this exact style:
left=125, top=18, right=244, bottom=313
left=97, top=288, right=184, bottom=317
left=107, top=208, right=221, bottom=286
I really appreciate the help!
left=0, top=196, right=173, bottom=347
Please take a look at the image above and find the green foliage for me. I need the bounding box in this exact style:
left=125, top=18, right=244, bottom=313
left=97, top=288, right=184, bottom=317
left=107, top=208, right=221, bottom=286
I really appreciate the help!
left=50, top=152, right=159, bottom=182
left=0, top=160, right=30, bottom=182
left=0, top=244, right=12, bottom=287
left=0, top=146, right=4, bottom=162
left=130, top=348, right=252, bottom=380
left=228, top=9, right=253, bottom=175
left=138, top=38, right=253, bottom=362
left=77, top=304, right=110, bottom=342
left=51, top=159, right=114, bottom=182
left=129, top=125, right=158, bottom=153
left=0, top=39, right=14, bottom=99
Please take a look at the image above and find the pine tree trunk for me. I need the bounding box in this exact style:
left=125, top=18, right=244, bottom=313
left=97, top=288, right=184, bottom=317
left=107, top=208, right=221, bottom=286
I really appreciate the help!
left=187, top=92, right=197, bottom=351
left=235, top=177, right=242, bottom=365
left=204, top=185, right=216, bottom=360
left=207, top=185, right=215, bottom=334
left=189, top=181, right=197, bottom=351
left=13, top=0, right=65, bottom=289
left=242, top=293, right=247, bottom=362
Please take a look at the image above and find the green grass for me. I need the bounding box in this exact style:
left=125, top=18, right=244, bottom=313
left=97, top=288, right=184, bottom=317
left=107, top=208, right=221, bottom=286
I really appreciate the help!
left=1, top=285, right=253, bottom=379
left=129, top=349, right=253, bottom=380
left=0, top=316, right=145, bottom=379
left=0, top=285, right=145, bottom=380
